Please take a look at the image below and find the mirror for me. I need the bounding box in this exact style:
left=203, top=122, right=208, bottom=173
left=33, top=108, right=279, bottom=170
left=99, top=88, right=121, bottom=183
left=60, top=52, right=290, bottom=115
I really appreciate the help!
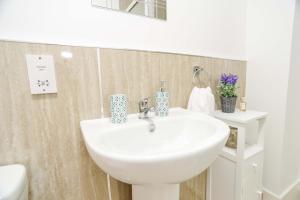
left=92, top=0, right=167, bottom=20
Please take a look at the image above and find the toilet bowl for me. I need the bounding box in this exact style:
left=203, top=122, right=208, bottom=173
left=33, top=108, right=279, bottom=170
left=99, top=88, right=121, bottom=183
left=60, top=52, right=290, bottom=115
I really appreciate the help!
left=0, top=164, right=28, bottom=200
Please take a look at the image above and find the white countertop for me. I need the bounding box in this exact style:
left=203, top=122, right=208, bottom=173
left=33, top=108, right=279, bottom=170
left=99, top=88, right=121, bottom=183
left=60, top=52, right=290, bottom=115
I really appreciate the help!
left=214, top=109, right=268, bottom=124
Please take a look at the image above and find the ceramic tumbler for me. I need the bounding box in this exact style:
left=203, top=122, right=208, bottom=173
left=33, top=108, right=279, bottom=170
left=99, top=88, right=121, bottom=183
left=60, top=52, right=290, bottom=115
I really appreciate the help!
left=110, top=94, right=127, bottom=124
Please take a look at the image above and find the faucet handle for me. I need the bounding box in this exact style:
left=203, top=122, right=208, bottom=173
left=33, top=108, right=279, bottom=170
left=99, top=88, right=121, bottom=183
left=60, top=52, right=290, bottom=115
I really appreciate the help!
left=139, top=97, right=151, bottom=111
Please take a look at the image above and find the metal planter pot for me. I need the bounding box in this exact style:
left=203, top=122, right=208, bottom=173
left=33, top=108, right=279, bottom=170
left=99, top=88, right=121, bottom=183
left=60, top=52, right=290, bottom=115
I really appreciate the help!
left=220, top=96, right=237, bottom=113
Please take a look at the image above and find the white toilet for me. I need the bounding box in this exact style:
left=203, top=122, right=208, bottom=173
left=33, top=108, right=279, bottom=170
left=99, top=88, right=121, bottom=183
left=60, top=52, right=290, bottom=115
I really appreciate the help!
left=0, top=164, right=28, bottom=200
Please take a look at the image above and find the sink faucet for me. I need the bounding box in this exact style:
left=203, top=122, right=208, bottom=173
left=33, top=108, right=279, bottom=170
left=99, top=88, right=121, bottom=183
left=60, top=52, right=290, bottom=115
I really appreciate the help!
left=138, top=97, right=153, bottom=118
left=138, top=97, right=156, bottom=132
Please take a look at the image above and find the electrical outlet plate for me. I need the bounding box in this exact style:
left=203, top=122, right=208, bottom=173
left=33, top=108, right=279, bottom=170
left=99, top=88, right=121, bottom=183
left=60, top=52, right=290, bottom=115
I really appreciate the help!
left=26, top=55, right=58, bottom=94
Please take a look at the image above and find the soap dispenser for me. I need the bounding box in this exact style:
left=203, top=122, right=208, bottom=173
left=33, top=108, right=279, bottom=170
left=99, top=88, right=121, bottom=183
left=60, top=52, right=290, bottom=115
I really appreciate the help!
left=155, top=80, right=169, bottom=117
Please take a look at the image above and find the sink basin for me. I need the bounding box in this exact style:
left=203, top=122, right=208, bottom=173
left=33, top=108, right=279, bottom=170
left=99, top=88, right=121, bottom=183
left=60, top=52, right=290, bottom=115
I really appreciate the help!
left=80, top=108, right=229, bottom=200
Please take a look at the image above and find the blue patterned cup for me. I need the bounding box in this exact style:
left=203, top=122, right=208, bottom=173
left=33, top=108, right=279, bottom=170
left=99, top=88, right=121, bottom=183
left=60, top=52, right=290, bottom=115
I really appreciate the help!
left=110, top=94, right=127, bottom=124
left=155, top=91, right=169, bottom=117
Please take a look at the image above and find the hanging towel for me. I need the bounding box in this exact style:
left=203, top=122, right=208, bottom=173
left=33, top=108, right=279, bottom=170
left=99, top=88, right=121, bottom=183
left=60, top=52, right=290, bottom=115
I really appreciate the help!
left=187, top=87, right=215, bottom=116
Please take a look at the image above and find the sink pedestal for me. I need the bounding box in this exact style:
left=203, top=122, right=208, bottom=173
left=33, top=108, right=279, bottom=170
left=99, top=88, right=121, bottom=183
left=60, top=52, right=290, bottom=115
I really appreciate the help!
left=132, top=184, right=180, bottom=200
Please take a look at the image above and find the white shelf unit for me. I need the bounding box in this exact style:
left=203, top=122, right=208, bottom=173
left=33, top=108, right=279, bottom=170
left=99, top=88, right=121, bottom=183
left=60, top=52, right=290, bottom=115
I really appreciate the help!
left=207, top=110, right=268, bottom=200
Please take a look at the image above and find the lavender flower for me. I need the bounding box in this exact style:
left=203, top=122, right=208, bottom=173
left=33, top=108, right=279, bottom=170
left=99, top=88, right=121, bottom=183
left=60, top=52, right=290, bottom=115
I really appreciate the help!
left=220, top=73, right=238, bottom=85
left=218, top=73, right=239, bottom=97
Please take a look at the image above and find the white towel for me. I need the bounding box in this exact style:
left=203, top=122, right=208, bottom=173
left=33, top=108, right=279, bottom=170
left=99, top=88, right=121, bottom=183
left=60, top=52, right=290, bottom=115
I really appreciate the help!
left=187, top=87, right=215, bottom=116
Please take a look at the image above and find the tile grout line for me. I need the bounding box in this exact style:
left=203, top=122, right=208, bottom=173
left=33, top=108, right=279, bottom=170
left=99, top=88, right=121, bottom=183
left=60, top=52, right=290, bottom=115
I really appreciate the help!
left=96, top=48, right=112, bottom=200
left=96, top=48, right=105, bottom=118
left=106, top=174, right=113, bottom=200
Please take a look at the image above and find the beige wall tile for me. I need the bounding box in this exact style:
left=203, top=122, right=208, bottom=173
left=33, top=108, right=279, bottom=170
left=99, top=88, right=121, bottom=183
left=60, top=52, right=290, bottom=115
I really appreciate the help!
left=158, top=53, right=194, bottom=108
left=180, top=172, right=207, bottom=200
left=110, top=177, right=132, bottom=200
left=100, top=49, right=160, bottom=116
left=0, top=41, right=109, bottom=200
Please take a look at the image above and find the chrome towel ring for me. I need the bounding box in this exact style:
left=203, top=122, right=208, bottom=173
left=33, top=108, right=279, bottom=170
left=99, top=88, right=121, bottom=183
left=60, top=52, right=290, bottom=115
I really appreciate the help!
left=192, top=66, right=212, bottom=86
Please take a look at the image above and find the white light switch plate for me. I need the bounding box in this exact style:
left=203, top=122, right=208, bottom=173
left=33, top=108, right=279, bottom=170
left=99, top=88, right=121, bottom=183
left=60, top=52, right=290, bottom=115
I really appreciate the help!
left=26, top=55, right=58, bottom=94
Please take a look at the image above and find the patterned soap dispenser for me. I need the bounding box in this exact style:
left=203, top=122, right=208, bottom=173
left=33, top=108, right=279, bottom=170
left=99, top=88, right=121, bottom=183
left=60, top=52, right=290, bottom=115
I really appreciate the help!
left=155, top=80, right=169, bottom=117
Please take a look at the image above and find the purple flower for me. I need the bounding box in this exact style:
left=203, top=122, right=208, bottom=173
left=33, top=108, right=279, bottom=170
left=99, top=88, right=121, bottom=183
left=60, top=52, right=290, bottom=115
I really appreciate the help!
left=220, top=74, right=228, bottom=83
left=220, top=73, right=238, bottom=85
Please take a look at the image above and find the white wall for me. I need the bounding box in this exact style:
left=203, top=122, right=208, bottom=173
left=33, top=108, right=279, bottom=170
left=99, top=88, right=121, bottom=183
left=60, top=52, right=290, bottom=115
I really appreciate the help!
left=246, top=0, right=297, bottom=196
left=281, top=0, right=300, bottom=190
left=0, top=0, right=246, bottom=60
left=296, top=1, right=300, bottom=183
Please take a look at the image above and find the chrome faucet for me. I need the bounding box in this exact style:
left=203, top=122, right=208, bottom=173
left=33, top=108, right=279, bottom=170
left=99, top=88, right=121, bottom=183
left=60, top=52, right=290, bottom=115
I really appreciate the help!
left=138, top=97, right=153, bottom=118
left=138, top=97, right=156, bottom=132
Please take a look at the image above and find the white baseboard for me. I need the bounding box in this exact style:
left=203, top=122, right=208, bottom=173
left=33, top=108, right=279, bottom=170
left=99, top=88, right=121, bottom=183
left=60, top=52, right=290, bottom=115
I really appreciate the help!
left=263, top=188, right=281, bottom=200
left=263, top=179, right=300, bottom=200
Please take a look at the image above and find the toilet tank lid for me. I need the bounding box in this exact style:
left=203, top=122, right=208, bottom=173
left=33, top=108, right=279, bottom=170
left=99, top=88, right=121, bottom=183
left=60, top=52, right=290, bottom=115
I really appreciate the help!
left=0, top=164, right=27, bottom=199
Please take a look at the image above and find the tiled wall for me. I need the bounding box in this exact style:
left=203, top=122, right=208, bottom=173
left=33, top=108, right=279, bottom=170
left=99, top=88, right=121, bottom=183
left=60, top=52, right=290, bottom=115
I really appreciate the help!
left=0, top=41, right=108, bottom=199
left=0, top=41, right=246, bottom=200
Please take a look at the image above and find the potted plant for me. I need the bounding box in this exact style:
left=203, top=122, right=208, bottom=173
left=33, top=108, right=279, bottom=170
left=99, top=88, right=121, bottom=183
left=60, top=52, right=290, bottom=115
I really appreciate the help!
left=218, top=73, right=239, bottom=113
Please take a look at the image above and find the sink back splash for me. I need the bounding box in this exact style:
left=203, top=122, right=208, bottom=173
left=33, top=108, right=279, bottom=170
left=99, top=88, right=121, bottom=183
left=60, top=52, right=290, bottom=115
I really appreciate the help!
left=0, top=41, right=246, bottom=200
left=100, top=49, right=246, bottom=117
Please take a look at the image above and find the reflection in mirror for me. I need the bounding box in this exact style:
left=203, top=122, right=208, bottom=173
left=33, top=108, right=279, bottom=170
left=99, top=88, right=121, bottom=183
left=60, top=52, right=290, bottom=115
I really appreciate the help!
left=92, top=0, right=167, bottom=20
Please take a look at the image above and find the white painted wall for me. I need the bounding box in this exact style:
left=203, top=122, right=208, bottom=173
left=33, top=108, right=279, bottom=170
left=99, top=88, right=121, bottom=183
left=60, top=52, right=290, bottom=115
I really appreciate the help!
left=296, top=1, right=300, bottom=183
left=0, top=0, right=246, bottom=60
left=281, top=0, right=300, bottom=190
left=246, top=0, right=298, bottom=197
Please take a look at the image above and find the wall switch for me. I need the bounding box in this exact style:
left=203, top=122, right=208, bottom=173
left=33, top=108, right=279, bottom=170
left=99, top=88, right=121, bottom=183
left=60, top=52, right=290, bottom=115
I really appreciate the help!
left=26, top=55, right=58, bottom=94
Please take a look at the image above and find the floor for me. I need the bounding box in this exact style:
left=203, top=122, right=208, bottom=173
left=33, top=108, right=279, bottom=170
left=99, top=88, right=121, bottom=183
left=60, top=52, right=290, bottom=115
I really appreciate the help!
left=283, top=183, right=300, bottom=200
left=263, top=183, right=300, bottom=200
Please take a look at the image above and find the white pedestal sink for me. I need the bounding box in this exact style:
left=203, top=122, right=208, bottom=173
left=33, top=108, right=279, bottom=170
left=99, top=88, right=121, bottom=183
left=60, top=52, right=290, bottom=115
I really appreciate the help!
left=80, top=108, right=229, bottom=200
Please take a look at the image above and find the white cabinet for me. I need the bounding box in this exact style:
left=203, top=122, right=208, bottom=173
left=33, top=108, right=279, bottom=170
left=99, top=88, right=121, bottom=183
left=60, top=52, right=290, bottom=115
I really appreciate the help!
left=243, top=153, right=263, bottom=200
left=207, top=110, right=267, bottom=200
